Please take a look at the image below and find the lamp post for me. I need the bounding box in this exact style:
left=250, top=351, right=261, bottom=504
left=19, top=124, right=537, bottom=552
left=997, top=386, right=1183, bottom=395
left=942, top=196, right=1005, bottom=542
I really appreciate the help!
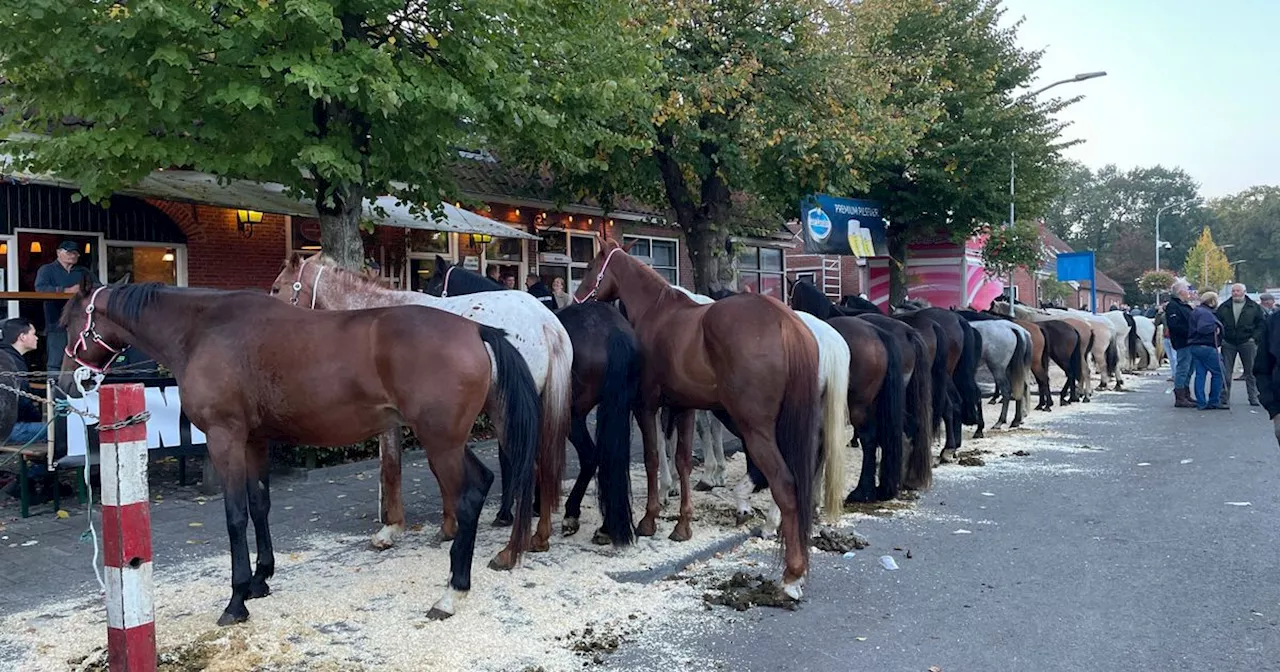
left=1229, top=259, right=1247, bottom=283
left=1155, top=198, right=1197, bottom=272
left=1006, top=71, right=1107, bottom=299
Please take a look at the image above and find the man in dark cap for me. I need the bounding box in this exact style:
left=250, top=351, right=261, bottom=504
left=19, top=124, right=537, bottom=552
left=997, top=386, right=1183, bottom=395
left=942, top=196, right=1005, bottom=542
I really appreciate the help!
left=34, top=240, right=100, bottom=372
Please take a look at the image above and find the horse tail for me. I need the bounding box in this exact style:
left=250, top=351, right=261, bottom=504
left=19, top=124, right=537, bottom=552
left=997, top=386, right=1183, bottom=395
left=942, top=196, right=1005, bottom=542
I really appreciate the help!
left=1069, top=332, right=1083, bottom=387
left=1124, top=313, right=1139, bottom=369
left=1006, top=328, right=1031, bottom=402
left=871, top=326, right=906, bottom=500
left=816, top=330, right=850, bottom=521
left=776, top=319, right=822, bottom=565
left=538, top=323, right=574, bottom=512
left=1105, top=337, right=1119, bottom=379
left=478, top=325, right=541, bottom=561
left=903, top=329, right=933, bottom=491
left=929, top=323, right=949, bottom=438
left=594, top=328, right=639, bottom=547
left=958, top=323, right=984, bottom=425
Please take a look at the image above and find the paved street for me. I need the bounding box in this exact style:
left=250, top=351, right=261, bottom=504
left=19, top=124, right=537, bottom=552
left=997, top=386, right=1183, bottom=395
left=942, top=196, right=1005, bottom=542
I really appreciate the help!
left=611, top=374, right=1280, bottom=671
left=3, top=372, right=1279, bottom=671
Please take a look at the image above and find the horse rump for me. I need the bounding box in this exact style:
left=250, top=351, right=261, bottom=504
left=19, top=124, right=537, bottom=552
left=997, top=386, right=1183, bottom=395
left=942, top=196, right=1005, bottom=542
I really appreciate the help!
left=958, top=322, right=984, bottom=426
left=477, top=326, right=542, bottom=560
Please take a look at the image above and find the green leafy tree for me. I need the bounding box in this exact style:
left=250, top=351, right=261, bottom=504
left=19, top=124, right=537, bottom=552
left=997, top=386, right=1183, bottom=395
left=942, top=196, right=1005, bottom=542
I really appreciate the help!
left=1038, top=273, right=1072, bottom=306
left=542, top=0, right=932, bottom=292
left=980, top=220, right=1043, bottom=281
left=0, top=0, right=655, bottom=269
left=1210, top=186, right=1280, bottom=289
left=859, top=0, right=1076, bottom=303
left=1183, top=227, right=1233, bottom=292
left=1137, top=269, right=1176, bottom=298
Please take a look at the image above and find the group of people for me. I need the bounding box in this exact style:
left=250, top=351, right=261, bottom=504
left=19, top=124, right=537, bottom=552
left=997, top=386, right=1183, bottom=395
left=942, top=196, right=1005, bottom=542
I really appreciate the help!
left=1161, top=280, right=1280, bottom=444
left=484, top=264, right=573, bottom=311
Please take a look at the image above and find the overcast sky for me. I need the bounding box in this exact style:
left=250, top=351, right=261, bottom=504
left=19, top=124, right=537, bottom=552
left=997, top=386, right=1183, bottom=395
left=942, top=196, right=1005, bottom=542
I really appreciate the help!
left=1001, top=0, right=1279, bottom=197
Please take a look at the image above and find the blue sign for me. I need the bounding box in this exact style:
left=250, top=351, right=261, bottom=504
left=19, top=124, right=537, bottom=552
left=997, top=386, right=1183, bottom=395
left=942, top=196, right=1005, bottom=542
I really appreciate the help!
left=1056, top=251, right=1098, bottom=314
left=800, top=194, right=889, bottom=258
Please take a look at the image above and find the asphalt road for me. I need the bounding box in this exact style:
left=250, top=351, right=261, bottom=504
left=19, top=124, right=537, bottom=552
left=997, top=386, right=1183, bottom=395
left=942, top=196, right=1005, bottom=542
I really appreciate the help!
left=610, top=375, right=1280, bottom=672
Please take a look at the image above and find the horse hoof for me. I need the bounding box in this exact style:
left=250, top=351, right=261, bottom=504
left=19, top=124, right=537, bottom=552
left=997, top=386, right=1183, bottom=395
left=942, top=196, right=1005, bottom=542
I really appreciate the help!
left=636, top=517, right=658, bottom=537
left=972, top=430, right=985, bottom=440
left=781, top=579, right=804, bottom=602
left=844, top=490, right=875, bottom=504
left=426, top=607, right=454, bottom=621
left=216, top=608, right=249, bottom=627
left=591, top=528, right=612, bottom=546
left=562, top=517, right=580, bottom=537
left=734, top=510, right=754, bottom=526
left=439, top=528, right=456, bottom=543
left=939, top=449, right=957, bottom=464
left=247, top=582, right=271, bottom=600
left=488, top=551, right=516, bottom=571
left=491, top=513, right=514, bottom=528
left=694, top=480, right=715, bottom=492
left=531, top=535, right=551, bottom=553
left=669, top=522, right=692, bottom=542
left=371, top=524, right=403, bottom=550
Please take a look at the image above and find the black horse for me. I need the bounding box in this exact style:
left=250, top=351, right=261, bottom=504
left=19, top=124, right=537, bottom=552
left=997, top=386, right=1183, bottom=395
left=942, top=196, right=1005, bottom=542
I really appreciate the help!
left=425, top=257, right=639, bottom=546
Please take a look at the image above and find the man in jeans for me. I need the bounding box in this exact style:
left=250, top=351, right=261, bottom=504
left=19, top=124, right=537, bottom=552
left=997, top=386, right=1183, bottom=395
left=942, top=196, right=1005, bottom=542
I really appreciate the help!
left=1165, top=279, right=1196, bottom=408
left=1187, top=292, right=1227, bottom=410
left=1215, top=283, right=1265, bottom=407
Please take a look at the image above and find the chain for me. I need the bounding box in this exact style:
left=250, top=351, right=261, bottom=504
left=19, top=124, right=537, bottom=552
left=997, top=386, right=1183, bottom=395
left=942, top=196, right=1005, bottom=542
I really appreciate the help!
left=0, top=366, right=170, bottom=379
left=98, top=411, right=151, bottom=432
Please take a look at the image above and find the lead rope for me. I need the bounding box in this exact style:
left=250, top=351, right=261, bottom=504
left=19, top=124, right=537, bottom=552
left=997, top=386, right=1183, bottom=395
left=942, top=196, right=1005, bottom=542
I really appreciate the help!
left=440, top=265, right=456, bottom=298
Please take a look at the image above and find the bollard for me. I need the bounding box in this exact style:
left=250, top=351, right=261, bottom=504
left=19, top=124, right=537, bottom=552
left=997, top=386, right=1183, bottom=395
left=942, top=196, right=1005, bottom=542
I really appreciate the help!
left=99, top=384, right=156, bottom=672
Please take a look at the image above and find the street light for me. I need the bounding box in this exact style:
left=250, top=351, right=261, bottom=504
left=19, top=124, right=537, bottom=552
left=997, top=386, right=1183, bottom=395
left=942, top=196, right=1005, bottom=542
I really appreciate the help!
left=1155, top=198, right=1197, bottom=272
left=1005, top=70, right=1107, bottom=300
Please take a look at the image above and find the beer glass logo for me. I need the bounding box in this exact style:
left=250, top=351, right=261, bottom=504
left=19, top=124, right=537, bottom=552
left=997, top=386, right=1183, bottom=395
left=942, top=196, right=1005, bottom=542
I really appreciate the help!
left=847, top=218, right=875, bottom=257
left=806, top=207, right=833, bottom=242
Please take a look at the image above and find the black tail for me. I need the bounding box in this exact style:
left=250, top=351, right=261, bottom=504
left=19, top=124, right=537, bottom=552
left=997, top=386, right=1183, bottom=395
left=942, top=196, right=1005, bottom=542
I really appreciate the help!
left=1124, top=313, right=1138, bottom=369
left=958, top=323, right=984, bottom=425
left=903, top=329, right=933, bottom=490
left=1069, top=335, right=1083, bottom=388
left=928, top=323, right=949, bottom=438
left=1105, top=338, right=1119, bottom=378
left=870, top=326, right=906, bottom=499
left=594, top=329, right=639, bottom=547
left=477, top=326, right=541, bottom=561
left=1005, top=327, right=1030, bottom=401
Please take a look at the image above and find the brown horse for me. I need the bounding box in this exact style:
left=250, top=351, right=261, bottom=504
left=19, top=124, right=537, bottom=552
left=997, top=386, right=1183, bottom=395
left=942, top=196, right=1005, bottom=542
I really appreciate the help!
left=574, top=240, right=825, bottom=600
left=58, top=279, right=541, bottom=625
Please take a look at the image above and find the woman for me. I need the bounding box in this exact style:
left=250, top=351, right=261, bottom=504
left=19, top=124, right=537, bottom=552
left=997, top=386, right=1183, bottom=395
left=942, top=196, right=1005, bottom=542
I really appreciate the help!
left=550, top=276, right=572, bottom=311
left=1187, top=291, right=1227, bottom=410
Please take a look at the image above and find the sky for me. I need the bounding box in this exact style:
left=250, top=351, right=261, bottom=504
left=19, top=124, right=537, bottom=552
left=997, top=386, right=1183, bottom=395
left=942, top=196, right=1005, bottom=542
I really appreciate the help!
left=1000, top=0, right=1280, bottom=198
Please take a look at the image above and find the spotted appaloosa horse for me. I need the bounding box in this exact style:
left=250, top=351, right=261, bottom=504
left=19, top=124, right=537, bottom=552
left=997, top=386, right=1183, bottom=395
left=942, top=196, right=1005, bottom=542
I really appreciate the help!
left=272, top=254, right=574, bottom=563
left=574, top=239, right=830, bottom=600
left=59, top=279, right=541, bottom=624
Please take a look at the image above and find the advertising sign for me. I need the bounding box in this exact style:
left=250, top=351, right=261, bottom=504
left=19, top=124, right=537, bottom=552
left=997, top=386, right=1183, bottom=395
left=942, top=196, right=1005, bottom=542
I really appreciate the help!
left=800, top=194, right=889, bottom=258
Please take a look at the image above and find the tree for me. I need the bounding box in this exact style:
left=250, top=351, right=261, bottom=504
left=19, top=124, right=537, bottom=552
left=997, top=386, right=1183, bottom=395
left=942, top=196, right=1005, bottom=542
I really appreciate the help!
left=1183, top=227, right=1233, bottom=292
left=858, top=0, right=1076, bottom=303
left=0, top=0, right=655, bottom=269
left=1137, top=269, right=1177, bottom=299
left=540, top=0, right=933, bottom=293
left=1039, top=273, right=1072, bottom=306
left=1210, top=186, right=1280, bottom=290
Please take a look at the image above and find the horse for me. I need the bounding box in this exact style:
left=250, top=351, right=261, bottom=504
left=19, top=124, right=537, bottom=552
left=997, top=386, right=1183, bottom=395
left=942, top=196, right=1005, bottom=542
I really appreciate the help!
left=790, top=280, right=934, bottom=491
left=271, top=254, right=576, bottom=558
left=1048, top=308, right=1122, bottom=391
left=58, top=279, right=541, bottom=624
left=574, top=239, right=828, bottom=600
left=981, top=306, right=1073, bottom=409
left=955, top=310, right=1032, bottom=433
left=891, top=301, right=985, bottom=461
left=421, top=258, right=640, bottom=547
left=996, top=301, right=1095, bottom=403
left=1130, top=315, right=1158, bottom=370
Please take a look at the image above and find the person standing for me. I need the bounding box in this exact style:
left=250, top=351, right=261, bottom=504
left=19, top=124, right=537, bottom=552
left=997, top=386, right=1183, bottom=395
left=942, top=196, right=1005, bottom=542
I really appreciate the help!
left=1215, top=283, right=1264, bottom=407
left=1165, top=280, right=1196, bottom=408
left=524, top=273, right=556, bottom=311
left=33, top=241, right=100, bottom=373
left=1187, top=292, right=1227, bottom=410
left=549, top=276, right=572, bottom=311
left=1252, top=305, right=1280, bottom=446
left=1259, top=292, right=1276, bottom=316
left=0, top=318, right=48, bottom=446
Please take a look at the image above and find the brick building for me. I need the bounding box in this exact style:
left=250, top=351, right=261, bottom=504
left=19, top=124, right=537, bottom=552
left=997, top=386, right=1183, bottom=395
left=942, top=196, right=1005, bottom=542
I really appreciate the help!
left=1009, top=224, right=1126, bottom=310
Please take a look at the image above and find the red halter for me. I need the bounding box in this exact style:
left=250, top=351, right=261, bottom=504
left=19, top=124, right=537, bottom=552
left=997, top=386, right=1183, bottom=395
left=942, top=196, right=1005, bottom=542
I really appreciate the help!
left=64, top=286, right=129, bottom=374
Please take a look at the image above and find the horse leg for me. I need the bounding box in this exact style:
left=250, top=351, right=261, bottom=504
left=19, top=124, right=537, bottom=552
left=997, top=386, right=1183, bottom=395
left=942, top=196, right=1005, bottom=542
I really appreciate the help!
left=427, top=445, right=494, bottom=620
left=561, top=411, right=596, bottom=538
left=939, top=386, right=961, bottom=463
left=733, top=474, right=756, bottom=525
left=635, top=406, right=662, bottom=538
left=670, top=410, right=696, bottom=542
left=655, top=413, right=675, bottom=506
left=696, top=412, right=727, bottom=490
left=846, top=421, right=879, bottom=503
left=743, top=429, right=806, bottom=601
left=207, top=428, right=253, bottom=627
left=245, top=440, right=274, bottom=600
left=489, top=401, right=514, bottom=527
left=373, top=428, right=407, bottom=549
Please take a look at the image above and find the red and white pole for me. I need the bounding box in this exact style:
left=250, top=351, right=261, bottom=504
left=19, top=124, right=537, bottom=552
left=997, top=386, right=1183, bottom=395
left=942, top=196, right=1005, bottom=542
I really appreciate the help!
left=99, top=384, right=156, bottom=672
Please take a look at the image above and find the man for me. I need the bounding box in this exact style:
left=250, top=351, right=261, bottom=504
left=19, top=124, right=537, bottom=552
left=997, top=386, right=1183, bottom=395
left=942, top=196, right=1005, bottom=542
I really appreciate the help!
left=1252, top=304, right=1280, bottom=447
left=1188, top=292, right=1227, bottom=410
left=525, top=273, right=556, bottom=311
left=501, top=274, right=516, bottom=290
left=1165, top=279, right=1196, bottom=408
left=486, top=264, right=502, bottom=284
left=0, top=318, right=47, bottom=446
left=1260, top=292, right=1276, bottom=316
left=34, top=240, right=100, bottom=372
left=1215, top=283, right=1264, bottom=407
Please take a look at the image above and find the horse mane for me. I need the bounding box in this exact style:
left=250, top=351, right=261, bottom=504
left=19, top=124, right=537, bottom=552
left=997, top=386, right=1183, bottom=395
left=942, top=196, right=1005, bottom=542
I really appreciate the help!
left=956, top=308, right=1004, bottom=322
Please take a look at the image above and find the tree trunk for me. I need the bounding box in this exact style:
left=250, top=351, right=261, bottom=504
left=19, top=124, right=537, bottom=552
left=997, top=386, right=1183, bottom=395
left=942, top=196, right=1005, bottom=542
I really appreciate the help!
left=685, top=220, right=735, bottom=295
left=887, top=225, right=910, bottom=306
left=316, top=182, right=366, bottom=270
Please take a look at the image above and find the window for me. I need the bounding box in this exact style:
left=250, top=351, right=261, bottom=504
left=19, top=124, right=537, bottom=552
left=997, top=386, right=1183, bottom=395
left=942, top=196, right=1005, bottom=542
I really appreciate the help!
left=623, top=235, right=679, bottom=284
left=405, top=230, right=456, bottom=292
left=1008, top=285, right=1020, bottom=302
left=538, top=229, right=596, bottom=293
left=794, top=271, right=816, bottom=285
left=106, top=245, right=180, bottom=286
left=738, top=245, right=785, bottom=300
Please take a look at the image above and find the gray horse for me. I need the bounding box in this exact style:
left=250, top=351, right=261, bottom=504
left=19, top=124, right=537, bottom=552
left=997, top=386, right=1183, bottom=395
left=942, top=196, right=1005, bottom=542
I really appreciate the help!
left=956, top=310, right=1032, bottom=436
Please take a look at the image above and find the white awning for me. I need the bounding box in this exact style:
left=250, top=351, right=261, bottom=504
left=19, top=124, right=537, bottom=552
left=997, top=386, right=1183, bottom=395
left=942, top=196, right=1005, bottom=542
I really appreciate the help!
left=0, top=161, right=538, bottom=241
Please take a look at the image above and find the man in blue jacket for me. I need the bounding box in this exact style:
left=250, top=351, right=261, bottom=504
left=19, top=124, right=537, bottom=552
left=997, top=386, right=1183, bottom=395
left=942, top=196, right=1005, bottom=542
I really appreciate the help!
left=1165, top=279, right=1196, bottom=408
left=1187, top=292, right=1227, bottom=410
left=33, top=240, right=100, bottom=372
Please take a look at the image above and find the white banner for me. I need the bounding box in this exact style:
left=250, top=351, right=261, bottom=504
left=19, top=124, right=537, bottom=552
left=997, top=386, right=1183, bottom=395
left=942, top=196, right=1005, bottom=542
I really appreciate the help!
left=64, top=386, right=207, bottom=458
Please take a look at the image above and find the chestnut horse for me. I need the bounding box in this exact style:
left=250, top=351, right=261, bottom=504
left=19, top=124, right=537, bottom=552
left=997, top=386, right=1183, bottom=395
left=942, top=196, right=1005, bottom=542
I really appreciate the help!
left=574, top=240, right=824, bottom=600
left=58, top=280, right=541, bottom=625
left=271, top=254, right=574, bottom=559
